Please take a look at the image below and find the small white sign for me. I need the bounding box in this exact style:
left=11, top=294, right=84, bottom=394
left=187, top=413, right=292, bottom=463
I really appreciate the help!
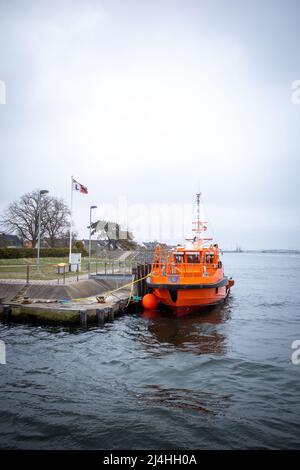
left=0, top=340, right=6, bottom=365
left=70, top=252, right=82, bottom=272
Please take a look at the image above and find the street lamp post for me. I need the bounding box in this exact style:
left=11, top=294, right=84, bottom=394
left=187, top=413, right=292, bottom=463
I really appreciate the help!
left=37, top=189, right=49, bottom=273
left=89, top=205, right=97, bottom=275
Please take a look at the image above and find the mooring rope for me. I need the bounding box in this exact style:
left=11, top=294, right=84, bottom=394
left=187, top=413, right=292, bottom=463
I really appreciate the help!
left=105, top=272, right=151, bottom=298
left=72, top=272, right=151, bottom=303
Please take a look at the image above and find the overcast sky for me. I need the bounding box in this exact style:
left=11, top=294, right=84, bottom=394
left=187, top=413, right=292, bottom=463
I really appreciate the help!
left=0, top=0, right=299, bottom=249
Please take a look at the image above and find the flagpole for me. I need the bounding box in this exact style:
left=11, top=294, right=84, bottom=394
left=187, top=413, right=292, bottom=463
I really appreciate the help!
left=69, top=175, right=73, bottom=265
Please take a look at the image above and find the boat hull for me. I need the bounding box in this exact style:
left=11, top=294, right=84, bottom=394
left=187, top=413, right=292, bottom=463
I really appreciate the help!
left=152, top=285, right=229, bottom=309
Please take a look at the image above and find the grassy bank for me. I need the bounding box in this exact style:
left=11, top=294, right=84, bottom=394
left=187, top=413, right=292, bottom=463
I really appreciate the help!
left=0, top=257, right=133, bottom=281
left=0, top=257, right=101, bottom=281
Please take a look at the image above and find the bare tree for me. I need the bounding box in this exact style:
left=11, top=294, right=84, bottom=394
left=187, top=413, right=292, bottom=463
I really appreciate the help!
left=0, top=190, right=50, bottom=246
left=44, top=198, right=70, bottom=247
left=0, top=190, right=70, bottom=247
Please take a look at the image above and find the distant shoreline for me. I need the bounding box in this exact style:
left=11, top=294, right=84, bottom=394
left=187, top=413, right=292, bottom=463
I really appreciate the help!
left=223, top=250, right=300, bottom=254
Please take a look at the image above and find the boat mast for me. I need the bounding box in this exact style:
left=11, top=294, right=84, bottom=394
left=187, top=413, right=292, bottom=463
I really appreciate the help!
left=196, top=192, right=202, bottom=242
left=185, top=193, right=213, bottom=248
left=189, top=192, right=210, bottom=246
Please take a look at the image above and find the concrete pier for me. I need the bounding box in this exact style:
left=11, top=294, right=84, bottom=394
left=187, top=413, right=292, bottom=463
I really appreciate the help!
left=0, top=278, right=130, bottom=325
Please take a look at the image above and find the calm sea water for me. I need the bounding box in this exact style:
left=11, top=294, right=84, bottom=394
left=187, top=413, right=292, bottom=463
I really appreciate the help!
left=0, top=253, right=300, bottom=450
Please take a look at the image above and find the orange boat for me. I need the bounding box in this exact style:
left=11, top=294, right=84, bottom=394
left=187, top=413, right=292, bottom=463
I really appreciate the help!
left=147, top=193, right=234, bottom=313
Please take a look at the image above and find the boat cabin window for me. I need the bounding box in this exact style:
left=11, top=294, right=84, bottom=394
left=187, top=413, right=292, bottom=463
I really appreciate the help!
left=174, top=253, right=184, bottom=263
left=204, top=253, right=214, bottom=264
left=186, top=253, right=200, bottom=263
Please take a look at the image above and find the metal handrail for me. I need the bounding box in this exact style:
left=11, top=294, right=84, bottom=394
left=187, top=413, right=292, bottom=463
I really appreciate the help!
left=150, top=258, right=220, bottom=277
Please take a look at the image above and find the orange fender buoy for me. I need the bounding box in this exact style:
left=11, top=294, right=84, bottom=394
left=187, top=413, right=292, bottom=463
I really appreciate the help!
left=142, top=293, right=158, bottom=309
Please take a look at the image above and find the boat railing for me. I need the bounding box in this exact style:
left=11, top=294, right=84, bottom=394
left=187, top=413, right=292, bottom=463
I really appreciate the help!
left=151, top=262, right=219, bottom=277
left=150, top=245, right=220, bottom=278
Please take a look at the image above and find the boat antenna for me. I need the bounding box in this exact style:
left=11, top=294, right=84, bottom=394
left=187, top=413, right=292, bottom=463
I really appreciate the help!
left=196, top=192, right=201, bottom=237
left=190, top=192, right=211, bottom=246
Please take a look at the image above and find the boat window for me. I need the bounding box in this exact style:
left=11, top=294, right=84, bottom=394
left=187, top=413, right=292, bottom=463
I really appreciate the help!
left=205, top=253, right=214, bottom=264
left=174, top=254, right=184, bottom=263
left=187, top=253, right=200, bottom=263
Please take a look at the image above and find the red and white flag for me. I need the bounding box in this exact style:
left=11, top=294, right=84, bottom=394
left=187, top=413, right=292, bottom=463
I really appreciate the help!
left=72, top=178, right=88, bottom=194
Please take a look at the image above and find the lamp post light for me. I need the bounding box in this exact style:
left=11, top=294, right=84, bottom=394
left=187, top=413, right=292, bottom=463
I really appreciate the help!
left=37, top=189, right=49, bottom=273
left=89, top=205, right=97, bottom=275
